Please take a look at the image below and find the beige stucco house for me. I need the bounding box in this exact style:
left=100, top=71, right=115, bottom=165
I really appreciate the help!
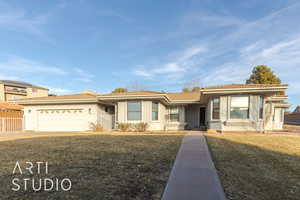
left=0, top=80, right=49, bottom=101
left=13, top=84, right=290, bottom=132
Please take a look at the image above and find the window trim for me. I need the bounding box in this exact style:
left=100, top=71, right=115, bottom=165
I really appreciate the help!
left=152, top=102, right=159, bottom=121
left=230, top=96, right=250, bottom=119
left=127, top=101, right=142, bottom=121
left=211, top=97, right=220, bottom=120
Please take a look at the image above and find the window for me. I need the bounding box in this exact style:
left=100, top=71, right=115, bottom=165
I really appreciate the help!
left=169, top=107, right=179, bottom=121
left=212, top=97, right=220, bottom=120
left=259, top=96, right=264, bottom=119
left=32, top=88, right=37, bottom=93
left=230, top=96, right=249, bottom=119
left=127, top=101, right=141, bottom=120
left=152, top=102, right=159, bottom=120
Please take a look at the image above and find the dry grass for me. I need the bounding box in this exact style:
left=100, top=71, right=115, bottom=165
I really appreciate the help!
left=0, top=133, right=184, bottom=200
left=205, top=133, right=300, bottom=200
left=0, top=131, right=188, bottom=142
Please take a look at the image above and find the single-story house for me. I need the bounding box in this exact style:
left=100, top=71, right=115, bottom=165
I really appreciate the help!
left=12, top=84, right=290, bottom=132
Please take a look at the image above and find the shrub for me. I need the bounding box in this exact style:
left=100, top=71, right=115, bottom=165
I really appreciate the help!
left=118, top=123, right=132, bottom=132
left=89, top=122, right=104, bottom=132
left=133, top=122, right=148, bottom=132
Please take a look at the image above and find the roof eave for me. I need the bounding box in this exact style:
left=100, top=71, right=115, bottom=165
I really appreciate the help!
left=202, top=87, right=288, bottom=94
left=10, top=98, right=100, bottom=105
left=169, top=100, right=201, bottom=104
left=98, top=94, right=171, bottom=104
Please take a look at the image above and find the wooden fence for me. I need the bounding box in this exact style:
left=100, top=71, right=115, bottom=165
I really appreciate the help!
left=285, top=113, right=300, bottom=125
left=0, top=110, right=23, bottom=133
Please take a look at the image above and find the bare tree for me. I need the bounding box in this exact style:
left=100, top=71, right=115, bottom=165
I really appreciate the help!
left=127, top=80, right=146, bottom=91
left=182, top=78, right=201, bottom=92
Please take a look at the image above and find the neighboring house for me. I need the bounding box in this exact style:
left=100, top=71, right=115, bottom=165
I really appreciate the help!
left=284, top=105, right=300, bottom=125
left=13, top=84, right=290, bottom=132
left=0, top=80, right=49, bottom=101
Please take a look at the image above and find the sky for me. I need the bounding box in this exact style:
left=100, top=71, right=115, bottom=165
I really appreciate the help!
left=0, top=0, right=299, bottom=109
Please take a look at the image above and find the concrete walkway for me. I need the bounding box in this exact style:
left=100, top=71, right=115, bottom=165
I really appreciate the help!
left=162, top=132, right=226, bottom=200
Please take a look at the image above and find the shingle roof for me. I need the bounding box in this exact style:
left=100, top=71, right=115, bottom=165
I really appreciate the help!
left=203, top=84, right=288, bottom=89
left=19, top=93, right=97, bottom=101
left=13, top=84, right=289, bottom=104
left=100, top=90, right=165, bottom=96
left=0, top=102, right=23, bottom=110
left=166, top=92, right=201, bottom=101
left=100, top=90, right=201, bottom=101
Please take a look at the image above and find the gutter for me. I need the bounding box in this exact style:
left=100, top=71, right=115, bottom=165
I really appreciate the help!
left=202, top=87, right=287, bottom=94
left=10, top=98, right=100, bottom=105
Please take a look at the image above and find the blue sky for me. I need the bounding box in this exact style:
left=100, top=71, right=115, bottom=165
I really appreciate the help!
left=0, top=0, right=299, bottom=109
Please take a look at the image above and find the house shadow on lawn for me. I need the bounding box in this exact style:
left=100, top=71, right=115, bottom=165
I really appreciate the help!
left=205, top=135, right=300, bottom=200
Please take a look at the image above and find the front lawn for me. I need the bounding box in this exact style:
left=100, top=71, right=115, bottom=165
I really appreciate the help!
left=0, top=133, right=184, bottom=200
left=205, top=133, right=300, bottom=200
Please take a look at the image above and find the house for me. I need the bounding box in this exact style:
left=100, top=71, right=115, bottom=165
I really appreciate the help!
left=12, top=84, right=290, bottom=132
left=0, top=80, right=49, bottom=101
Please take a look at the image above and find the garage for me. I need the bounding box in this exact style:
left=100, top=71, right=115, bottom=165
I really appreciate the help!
left=36, top=109, right=87, bottom=132
left=13, top=93, right=115, bottom=132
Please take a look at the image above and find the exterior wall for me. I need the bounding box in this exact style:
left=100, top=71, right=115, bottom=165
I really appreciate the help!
left=23, top=103, right=112, bottom=132
left=27, top=87, right=49, bottom=98
left=97, top=104, right=113, bottom=130
left=116, top=100, right=186, bottom=131
left=0, top=83, right=5, bottom=101
left=264, top=102, right=285, bottom=130
left=165, top=106, right=185, bottom=131
left=207, top=95, right=266, bottom=131
left=5, top=93, right=27, bottom=101
left=116, top=100, right=168, bottom=130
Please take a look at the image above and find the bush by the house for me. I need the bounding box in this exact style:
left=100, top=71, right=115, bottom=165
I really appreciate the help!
left=117, top=122, right=148, bottom=132
left=118, top=123, right=131, bottom=132
left=133, top=122, right=148, bottom=132
left=89, top=122, right=104, bottom=132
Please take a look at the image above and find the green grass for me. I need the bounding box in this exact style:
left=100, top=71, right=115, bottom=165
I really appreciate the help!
left=0, top=134, right=183, bottom=200
left=205, top=133, right=300, bottom=200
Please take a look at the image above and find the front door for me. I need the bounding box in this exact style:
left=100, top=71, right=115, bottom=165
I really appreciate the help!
left=199, top=107, right=206, bottom=126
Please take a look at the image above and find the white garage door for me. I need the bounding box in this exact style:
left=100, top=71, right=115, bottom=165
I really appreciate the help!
left=37, top=109, right=87, bottom=131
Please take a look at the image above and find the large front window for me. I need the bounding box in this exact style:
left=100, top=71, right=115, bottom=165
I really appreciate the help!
left=230, top=96, right=249, bottom=119
left=152, top=102, right=159, bottom=120
left=127, top=101, right=141, bottom=120
left=169, top=107, right=179, bottom=121
left=212, top=97, right=220, bottom=120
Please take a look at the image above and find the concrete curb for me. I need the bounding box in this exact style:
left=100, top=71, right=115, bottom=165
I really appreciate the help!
left=161, top=132, right=227, bottom=200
